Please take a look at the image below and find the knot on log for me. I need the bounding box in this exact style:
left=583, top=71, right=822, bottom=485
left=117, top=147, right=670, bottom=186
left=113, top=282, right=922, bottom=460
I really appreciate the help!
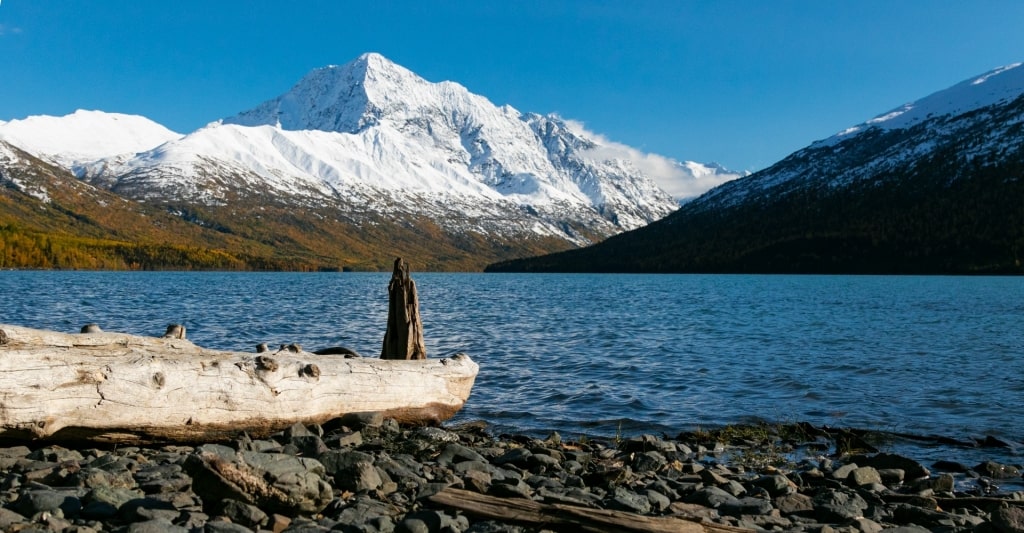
left=280, top=343, right=302, bottom=353
left=300, top=363, right=320, bottom=379
left=152, top=372, right=166, bottom=388
left=0, top=329, right=6, bottom=346
left=255, top=356, right=279, bottom=372
left=163, top=324, right=186, bottom=340
left=256, top=343, right=269, bottom=353
left=80, top=323, right=102, bottom=333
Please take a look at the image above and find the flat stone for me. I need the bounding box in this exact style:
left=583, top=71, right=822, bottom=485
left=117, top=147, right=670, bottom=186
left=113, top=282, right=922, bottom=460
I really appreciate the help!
left=685, top=486, right=739, bottom=508
left=719, top=496, right=773, bottom=517
left=437, top=443, right=486, bottom=465
left=849, top=466, right=883, bottom=487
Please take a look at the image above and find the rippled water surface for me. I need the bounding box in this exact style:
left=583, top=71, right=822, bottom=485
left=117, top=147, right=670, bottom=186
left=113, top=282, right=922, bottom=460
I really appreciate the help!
left=2, top=272, right=1021, bottom=464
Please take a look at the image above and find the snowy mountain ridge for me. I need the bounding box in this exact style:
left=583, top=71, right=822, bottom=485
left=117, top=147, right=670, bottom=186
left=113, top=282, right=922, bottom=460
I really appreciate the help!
left=1, top=53, right=744, bottom=252
left=692, top=61, right=1024, bottom=211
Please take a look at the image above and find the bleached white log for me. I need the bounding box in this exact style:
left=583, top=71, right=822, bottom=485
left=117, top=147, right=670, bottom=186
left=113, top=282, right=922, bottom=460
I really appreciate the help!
left=0, top=324, right=478, bottom=444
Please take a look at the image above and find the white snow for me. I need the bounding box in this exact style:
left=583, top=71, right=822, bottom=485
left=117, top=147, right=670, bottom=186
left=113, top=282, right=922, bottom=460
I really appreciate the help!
left=0, top=109, right=182, bottom=168
left=823, top=62, right=1024, bottom=144
left=3, top=53, right=740, bottom=243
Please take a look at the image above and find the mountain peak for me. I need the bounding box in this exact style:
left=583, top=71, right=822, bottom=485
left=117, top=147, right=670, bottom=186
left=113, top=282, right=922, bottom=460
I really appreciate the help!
left=223, top=53, right=435, bottom=133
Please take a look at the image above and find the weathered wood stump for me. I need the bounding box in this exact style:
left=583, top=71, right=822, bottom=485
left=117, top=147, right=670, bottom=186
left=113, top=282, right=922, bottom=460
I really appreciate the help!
left=381, top=257, right=427, bottom=360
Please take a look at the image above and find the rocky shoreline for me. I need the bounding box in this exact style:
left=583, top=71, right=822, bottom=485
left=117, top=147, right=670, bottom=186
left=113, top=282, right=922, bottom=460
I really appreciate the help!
left=1, top=416, right=1022, bottom=533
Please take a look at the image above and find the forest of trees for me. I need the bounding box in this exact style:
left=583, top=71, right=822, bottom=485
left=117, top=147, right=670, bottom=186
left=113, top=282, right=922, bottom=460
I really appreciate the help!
left=487, top=151, right=1024, bottom=274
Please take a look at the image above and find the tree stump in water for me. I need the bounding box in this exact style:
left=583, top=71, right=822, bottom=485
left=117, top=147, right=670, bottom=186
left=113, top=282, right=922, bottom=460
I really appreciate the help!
left=381, top=257, right=427, bottom=360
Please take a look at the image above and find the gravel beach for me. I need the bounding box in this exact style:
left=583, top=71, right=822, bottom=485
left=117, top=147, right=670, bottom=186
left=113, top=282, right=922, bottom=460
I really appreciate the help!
left=1, top=415, right=1022, bottom=533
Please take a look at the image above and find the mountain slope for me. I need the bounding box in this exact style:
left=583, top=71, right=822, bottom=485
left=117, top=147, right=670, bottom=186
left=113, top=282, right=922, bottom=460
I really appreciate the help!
left=487, top=63, right=1024, bottom=274
left=86, top=53, right=681, bottom=239
left=0, top=53, right=742, bottom=271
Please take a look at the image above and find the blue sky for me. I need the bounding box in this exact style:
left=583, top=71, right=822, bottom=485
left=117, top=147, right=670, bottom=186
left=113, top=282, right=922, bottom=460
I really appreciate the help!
left=2, top=1, right=1022, bottom=171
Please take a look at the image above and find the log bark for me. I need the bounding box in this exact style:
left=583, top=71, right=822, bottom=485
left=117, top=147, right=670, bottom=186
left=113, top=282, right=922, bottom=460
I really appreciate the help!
left=381, top=257, right=427, bottom=360
left=0, top=324, right=477, bottom=444
left=427, top=488, right=752, bottom=533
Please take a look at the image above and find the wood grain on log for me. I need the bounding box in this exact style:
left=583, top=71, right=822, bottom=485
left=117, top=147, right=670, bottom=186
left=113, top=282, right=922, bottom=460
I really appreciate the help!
left=428, top=488, right=752, bottom=533
left=0, top=324, right=477, bottom=444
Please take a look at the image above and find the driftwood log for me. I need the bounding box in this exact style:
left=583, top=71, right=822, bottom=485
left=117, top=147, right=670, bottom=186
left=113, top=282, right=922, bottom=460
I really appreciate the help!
left=0, top=323, right=477, bottom=444
left=381, top=257, right=427, bottom=360
left=428, top=488, right=751, bottom=533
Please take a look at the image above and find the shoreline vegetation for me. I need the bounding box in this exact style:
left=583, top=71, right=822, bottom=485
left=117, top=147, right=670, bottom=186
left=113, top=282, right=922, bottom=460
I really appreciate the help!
left=1, top=418, right=1021, bottom=533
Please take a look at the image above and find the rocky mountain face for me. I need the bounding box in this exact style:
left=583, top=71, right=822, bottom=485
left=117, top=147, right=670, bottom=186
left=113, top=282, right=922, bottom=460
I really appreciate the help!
left=0, top=53, right=741, bottom=270
left=488, top=62, right=1024, bottom=274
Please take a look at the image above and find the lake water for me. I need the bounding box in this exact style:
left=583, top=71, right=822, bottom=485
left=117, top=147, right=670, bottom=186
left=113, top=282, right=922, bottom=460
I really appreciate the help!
left=2, top=271, right=1021, bottom=469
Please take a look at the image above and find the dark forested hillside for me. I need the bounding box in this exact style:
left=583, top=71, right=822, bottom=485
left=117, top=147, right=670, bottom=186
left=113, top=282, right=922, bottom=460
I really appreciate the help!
left=487, top=98, right=1024, bottom=274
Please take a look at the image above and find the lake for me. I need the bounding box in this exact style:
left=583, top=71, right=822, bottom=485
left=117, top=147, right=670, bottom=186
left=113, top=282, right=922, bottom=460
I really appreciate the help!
left=2, top=271, right=1021, bottom=468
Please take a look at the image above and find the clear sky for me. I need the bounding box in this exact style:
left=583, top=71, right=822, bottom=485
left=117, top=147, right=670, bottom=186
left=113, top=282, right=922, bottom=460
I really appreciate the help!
left=2, top=1, right=1022, bottom=172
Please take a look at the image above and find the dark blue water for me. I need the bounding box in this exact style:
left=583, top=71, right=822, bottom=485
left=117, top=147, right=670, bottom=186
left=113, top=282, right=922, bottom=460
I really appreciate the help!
left=2, top=271, right=1021, bottom=467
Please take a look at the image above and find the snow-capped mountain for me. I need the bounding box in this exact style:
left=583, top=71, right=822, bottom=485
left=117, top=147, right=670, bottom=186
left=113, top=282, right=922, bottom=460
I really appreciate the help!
left=63, top=53, right=738, bottom=246
left=0, top=110, right=182, bottom=170
left=692, top=62, right=1024, bottom=211
left=489, top=62, right=1024, bottom=273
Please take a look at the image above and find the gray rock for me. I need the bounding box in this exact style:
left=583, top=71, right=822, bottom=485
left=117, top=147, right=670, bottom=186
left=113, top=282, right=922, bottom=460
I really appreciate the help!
left=184, top=450, right=332, bottom=515
left=607, top=486, right=651, bottom=514
left=437, top=443, right=486, bottom=465
left=465, top=521, right=530, bottom=533
left=493, top=448, right=532, bottom=468
left=993, top=504, right=1024, bottom=533
left=685, top=486, right=739, bottom=508
left=338, top=412, right=385, bottom=430
left=877, top=468, right=905, bottom=485
left=204, top=520, right=256, bottom=533
left=526, top=453, right=560, bottom=471
left=719, top=496, right=773, bottom=517
left=289, top=435, right=330, bottom=457
left=119, top=496, right=181, bottom=522
left=29, top=446, right=85, bottom=463
left=774, top=492, right=815, bottom=516
left=0, top=507, right=28, bottom=529
left=631, top=451, right=667, bottom=473
left=326, top=430, right=364, bottom=449
left=814, top=488, right=869, bottom=522
left=644, top=489, right=672, bottom=512
left=848, top=466, right=883, bottom=487
left=338, top=461, right=384, bottom=493
left=854, top=453, right=929, bottom=481
left=411, top=427, right=459, bottom=443
left=127, top=518, right=189, bottom=533
left=81, top=486, right=145, bottom=519
left=15, top=489, right=82, bottom=517
left=752, top=474, right=795, bottom=496
left=488, top=479, right=532, bottom=499
left=219, top=498, right=269, bottom=528
left=977, top=461, right=1022, bottom=480
left=832, top=462, right=860, bottom=481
